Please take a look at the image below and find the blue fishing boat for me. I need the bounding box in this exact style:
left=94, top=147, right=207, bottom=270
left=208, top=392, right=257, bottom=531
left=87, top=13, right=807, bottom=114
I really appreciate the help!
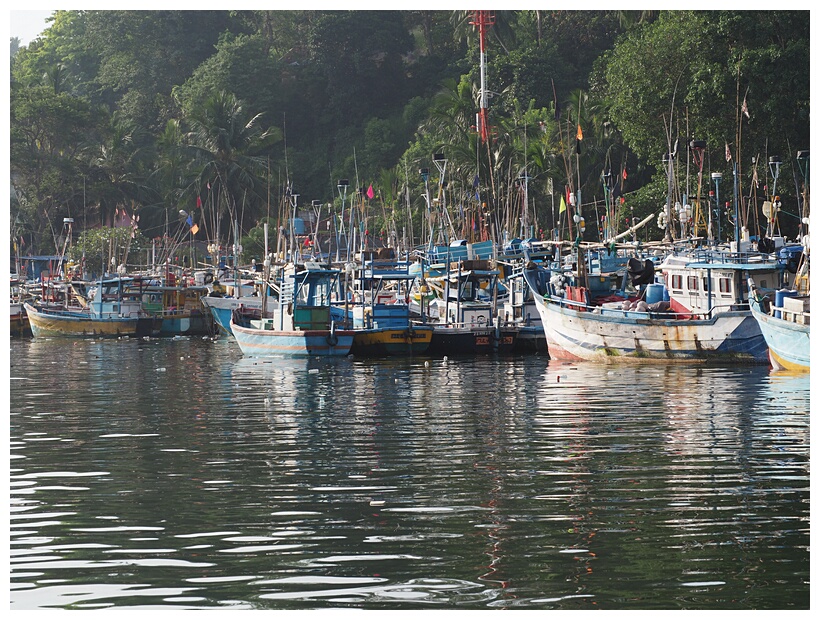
left=347, top=258, right=433, bottom=356
left=230, top=262, right=354, bottom=357
left=749, top=283, right=810, bottom=371
left=25, top=276, right=160, bottom=338
left=748, top=224, right=810, bottom=370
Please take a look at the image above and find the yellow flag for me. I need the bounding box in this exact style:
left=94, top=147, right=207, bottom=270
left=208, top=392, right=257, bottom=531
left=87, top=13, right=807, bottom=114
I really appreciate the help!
left=559, top=195, right=567, bottom=214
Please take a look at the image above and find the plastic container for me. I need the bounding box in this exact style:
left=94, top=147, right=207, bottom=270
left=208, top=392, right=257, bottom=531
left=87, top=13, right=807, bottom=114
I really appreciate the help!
left=646, top=283, right=666, bottom=305
left=774, top=289, right=798, bottom=318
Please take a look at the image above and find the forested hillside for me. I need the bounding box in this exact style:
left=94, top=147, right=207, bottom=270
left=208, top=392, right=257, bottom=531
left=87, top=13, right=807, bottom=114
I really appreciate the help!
left=10, top=10, right=809, bottom=260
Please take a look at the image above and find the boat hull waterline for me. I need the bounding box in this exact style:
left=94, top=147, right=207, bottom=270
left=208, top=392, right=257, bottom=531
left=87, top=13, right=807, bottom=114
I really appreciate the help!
left=750, top=302, right=810, bottom=371
left=350, top=326, right=434, bottom=356
left=532, top=297, right=768, bottom=363
left=24, top=302, right=159, bottom=338
left=230, top=320, right=354, bottom=357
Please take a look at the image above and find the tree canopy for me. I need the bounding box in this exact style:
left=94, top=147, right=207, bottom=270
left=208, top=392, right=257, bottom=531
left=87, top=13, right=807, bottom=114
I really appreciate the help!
left=10, top=10, right=809, bottom=257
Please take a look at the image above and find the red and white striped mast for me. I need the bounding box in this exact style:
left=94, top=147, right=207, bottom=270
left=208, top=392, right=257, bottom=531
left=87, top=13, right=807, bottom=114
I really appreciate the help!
left=471, top=10, right=495, bottom=144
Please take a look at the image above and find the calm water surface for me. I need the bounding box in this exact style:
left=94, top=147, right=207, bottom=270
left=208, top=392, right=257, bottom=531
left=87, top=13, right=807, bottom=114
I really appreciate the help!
left=8, top=336, right=810, bottom=610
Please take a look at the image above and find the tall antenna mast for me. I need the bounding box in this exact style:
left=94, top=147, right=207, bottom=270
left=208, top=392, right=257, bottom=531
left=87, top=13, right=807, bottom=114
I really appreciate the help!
left=471, top=10, right=495, bottom=144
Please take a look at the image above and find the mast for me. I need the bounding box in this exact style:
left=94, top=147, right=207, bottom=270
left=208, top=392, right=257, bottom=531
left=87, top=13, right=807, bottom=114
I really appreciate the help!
left=471, top=11, right=495, bottom=145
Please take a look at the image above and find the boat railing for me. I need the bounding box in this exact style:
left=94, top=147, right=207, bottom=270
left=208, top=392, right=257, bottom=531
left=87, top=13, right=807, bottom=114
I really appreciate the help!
left=686, top=247, right=778, bottom=266
left=553, top=294, right=748, bottom=321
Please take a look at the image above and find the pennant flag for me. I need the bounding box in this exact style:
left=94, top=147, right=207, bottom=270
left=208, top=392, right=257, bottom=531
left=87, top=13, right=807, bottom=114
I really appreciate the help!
left=725, top=142, right=732, bottom=162
left=186, top=215, right=193, bottom=227
left=741, top=97, right=750, bottom=119
left=473, top=175, right=479, bottom=188
left=196, top=196, right=202, bottom=208
left=752, top=167, right=759, bottom=188
left=366, top=184, right=375, bottom=200
left=576, top=124, right=583, bottom=141
left=559, top=195, right=567, bottom=214
left=190, top=224, right=199, bottom=235
left=622, top=167, right=627, bottom=180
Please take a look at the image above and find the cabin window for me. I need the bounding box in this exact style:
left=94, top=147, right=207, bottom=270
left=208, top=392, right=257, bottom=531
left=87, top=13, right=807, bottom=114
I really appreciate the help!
left=758, top=279, right=768, bottom=289
left=702, top=277, right=710, bottom=291
left=719, top=278, right=732, bottom=293
left=687, top=276, right=699, bottom=291
left=671, top=274, right=683, bottom=290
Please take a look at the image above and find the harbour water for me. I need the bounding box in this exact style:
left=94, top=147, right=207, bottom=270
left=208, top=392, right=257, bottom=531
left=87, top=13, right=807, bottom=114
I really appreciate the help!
left=8, top=337, right=810, bottom=610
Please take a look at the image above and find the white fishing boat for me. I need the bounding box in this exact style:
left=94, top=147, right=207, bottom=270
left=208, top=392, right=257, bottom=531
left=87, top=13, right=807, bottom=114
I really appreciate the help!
left=523, top=246, right=784, bottom=363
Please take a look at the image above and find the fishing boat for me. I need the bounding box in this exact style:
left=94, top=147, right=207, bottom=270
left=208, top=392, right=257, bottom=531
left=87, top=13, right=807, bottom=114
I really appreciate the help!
left=420, top=258, right=519, bottom=355
left=748, top=151, right=810, bottom=371
left=230, top=262, right=354, bottom=357
left=749, top=277, right=809, bottom=371
left=347, top=257, right=433, bottom=356
left=136, top=282, right=213, bottom=336
left=24, top=276, right=160, bottom=338
left=523, top=245, right=783, bottom=363
left=10, top=276, right=31, bottom=336
left=201, top=270, right=279, bottom=337
left=497, top=239, right=554, bottom=354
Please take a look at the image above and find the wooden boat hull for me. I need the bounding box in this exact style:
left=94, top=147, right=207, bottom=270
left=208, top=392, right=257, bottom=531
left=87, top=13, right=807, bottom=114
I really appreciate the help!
left=425, top=325, right=518, bottom=356
left=11, top=303, right=31, bottom=337
left=350, top=326, right=434, bottom=356
left=24, top=302, right=159, bottom=338
left=750, top=299, right=810, bottom=371
left=530, top=294, right=768, bottom=363
left=230, top=320, right=354, bottom=357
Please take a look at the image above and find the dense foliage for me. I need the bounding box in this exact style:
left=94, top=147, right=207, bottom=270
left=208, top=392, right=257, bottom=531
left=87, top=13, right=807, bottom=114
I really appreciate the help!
left=10, top=10, right=809, bottom=260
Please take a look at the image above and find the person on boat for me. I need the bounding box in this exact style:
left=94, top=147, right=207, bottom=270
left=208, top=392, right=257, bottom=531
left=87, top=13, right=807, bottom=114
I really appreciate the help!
left=210, top=280, right=226, bottom=297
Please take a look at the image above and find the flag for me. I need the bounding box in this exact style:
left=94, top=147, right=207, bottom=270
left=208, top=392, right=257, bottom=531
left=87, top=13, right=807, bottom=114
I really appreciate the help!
left=196, top=196, right=202, bottom=208
left=559, top=195, right=567, bottom=214
left=190, top=224, right=199, bottom=235
left=576, top=124, right=583, bottom=141
left=741, top=97, right=750, bottom=119
left=186, top=215, right=193, bottom=227
left=751, top=166, right=759, bottom=188
left=622, top=168, right=627, bottom=180
left=725, top=143, right=732, bottom=162
left=366, top=184, right=375, bottom=200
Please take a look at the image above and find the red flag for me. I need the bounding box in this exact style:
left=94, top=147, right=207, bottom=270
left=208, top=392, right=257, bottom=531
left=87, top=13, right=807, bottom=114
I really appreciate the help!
left=366, top=184, right=375, bottom=200
left=196, top=196, right=202, bottom=208
left=622, top=168, right=627, bottom=180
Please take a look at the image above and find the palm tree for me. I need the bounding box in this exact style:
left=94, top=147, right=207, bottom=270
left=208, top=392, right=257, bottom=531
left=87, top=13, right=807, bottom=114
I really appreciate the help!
left=183, top=90, right=282, bottom=250
left=84, top=113, right=150, bottom=228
